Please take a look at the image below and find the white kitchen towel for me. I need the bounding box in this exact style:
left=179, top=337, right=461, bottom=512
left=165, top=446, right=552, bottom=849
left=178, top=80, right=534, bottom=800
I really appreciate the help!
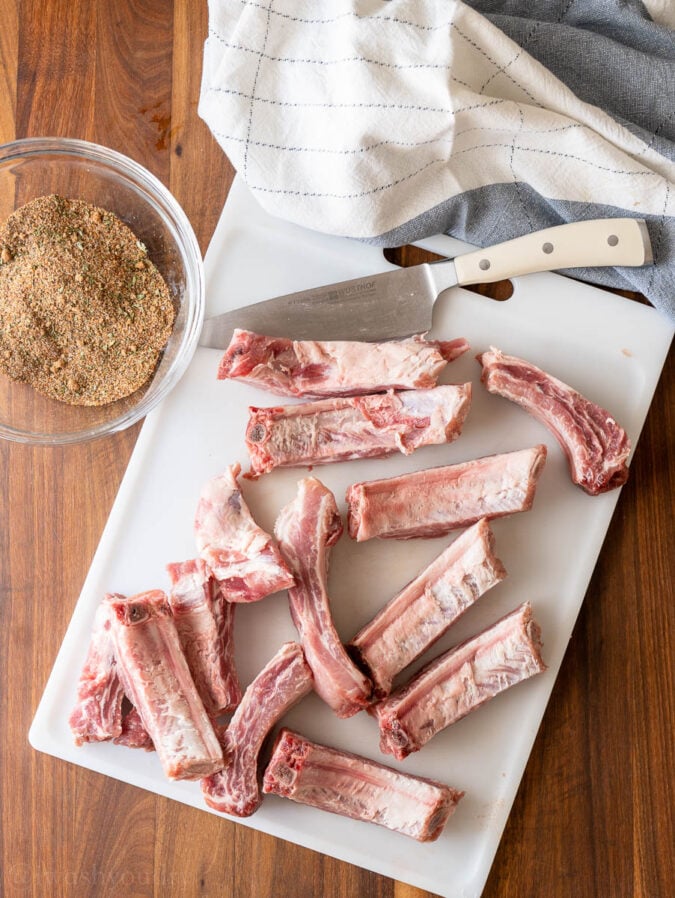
left=199, top=0, right=675, bottom=321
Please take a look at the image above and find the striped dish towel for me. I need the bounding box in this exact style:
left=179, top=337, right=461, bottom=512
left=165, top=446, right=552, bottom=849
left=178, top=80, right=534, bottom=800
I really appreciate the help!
left=199, top=0, right=675, bottom=321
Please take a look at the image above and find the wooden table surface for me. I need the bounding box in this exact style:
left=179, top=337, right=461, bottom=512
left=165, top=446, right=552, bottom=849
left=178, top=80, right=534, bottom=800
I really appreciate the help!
left=0, top=3, right=673, bottom=897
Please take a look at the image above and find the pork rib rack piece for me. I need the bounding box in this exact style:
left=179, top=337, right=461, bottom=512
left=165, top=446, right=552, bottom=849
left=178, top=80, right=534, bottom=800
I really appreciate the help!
left=218, top=328, right=469, bottom=398
left=478, top=346, right=631, bottom=495
left=201, top=641, right=313, bottom=817
left=107, top=590, right=223, bottom=780
left=275, top=477, right=372, bottom=718
left=194, top=463, right=294, bottom=602
left=167, top=558, right=242, bottom=716
left=69, top=596, right=126, bottom=745
left=348, top=518, right=507, bottom=698
left=347, top=444, right=547, bottom=541
left=373, top=603, right=547, bottom=760
left=263, top=728, right=464, bottom=842
left=246, top=384, right=471, bottom=477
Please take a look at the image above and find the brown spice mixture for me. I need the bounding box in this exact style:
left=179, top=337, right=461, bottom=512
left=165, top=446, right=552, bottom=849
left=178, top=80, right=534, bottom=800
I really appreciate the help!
left=0, top=194, right=175, bottom=406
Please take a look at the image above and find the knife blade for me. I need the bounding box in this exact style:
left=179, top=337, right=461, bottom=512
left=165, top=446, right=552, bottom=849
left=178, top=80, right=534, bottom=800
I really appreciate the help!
left=199, top=218, right=653, bottom=347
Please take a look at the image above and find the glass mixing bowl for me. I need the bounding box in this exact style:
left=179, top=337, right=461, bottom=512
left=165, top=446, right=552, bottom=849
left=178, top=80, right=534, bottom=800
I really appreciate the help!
left=0, top=137, right=204, bottom=444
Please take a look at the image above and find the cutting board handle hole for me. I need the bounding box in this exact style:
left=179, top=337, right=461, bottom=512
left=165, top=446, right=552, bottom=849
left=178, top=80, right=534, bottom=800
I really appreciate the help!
left=383, top=246, right=514, bottom=301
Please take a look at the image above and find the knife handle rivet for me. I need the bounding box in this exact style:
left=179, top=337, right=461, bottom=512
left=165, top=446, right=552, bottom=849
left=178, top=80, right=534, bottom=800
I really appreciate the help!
left=542, top=242, right=554, bottom=254
left=479, top=259, right=491, bottom=270
left=607, top=234, right=619, bottom=246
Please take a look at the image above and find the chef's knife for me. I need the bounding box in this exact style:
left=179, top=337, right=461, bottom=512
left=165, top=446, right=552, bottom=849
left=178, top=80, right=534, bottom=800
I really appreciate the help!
left=199, top=218, right=652, bottom=346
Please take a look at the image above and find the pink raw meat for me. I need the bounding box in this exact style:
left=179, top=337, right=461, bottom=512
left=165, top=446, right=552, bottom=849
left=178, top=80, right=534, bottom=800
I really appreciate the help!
left=194, top=463, right=294, bottom=602
left=275, top=477, right=373, bottom=718
left=201, top=641, right=313, bottom=817
left=373, top=603, right=547, bottom=760
left=114, top=704, right=154, bottom=751
left=347, top=445, right=548, bottom=541
left=245, top=384, right=471, bottom=477
left=478, top=346, right=631, bottom=495
left=263, top=728, right=464, bottom=842
left=68, top=596, right=126, bottom=745
left=167, top=558, right=242, bottom=716
left=108, top=590, right=223, bottom=780
left=218, top=328, right=469, bottom=398
left=348, top=518, right=507, bottom=698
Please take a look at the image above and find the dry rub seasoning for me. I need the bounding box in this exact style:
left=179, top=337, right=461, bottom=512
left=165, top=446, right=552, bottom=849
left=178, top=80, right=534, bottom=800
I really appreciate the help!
left=0, top=194, right=175, bottom=406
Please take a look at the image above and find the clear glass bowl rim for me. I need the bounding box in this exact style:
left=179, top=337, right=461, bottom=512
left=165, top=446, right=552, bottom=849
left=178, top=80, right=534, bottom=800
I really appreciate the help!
left=0, top=136, right=205, bottom=445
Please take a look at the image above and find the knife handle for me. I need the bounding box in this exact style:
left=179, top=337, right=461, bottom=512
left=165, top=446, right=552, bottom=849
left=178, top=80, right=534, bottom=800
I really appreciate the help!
left=452, top=218, right=652, bottom=285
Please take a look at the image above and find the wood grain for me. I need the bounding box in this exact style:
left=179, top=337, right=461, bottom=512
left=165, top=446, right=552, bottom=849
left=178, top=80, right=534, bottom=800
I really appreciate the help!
left=0, top=0, right=17, bottom=145
left=170, top=0, right=234, bottom=256
left=0, top=2, right=672, bottom=897
left=0, top=0, right=17, bottom=224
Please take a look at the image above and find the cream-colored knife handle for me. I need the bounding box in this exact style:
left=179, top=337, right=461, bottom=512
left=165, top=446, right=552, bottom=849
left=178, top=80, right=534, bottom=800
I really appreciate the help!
left=453, top=218, right=652, bottom=285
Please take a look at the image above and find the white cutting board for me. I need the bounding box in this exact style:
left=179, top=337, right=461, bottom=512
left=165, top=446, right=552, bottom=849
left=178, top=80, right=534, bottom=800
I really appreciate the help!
left=30, top=179, right=673, bottom=898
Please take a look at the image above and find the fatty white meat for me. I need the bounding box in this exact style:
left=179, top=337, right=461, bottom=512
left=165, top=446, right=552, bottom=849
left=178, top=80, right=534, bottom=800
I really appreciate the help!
left=201, top=642, right=313, bottom=817
left=107, top=590, right=224, bottom=780
left=218, top=328, right=469, bottom=398
left=166, top=558, right=241, bottom=716
left=347, top=445, right=548, bottom=541
left=245, top=384, right=472, bottom=477
left=275, top=477, right=373, bottom=717
left=478, top=346, right=630, bottom=495
left=263, top=728, right=464, bottom=842
left=194, top=463, right=294, bottom=602
left=348, top=518, right=507, bottom=697
left=373, top=603, right=547, bottom=760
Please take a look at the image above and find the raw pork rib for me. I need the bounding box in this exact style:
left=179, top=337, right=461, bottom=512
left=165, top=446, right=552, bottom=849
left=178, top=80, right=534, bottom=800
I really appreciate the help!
left=275, top=478, right=372, bottom=717
left=347, top=444, right=547, bottom=541
left=246, top=384, right=471, bottom=477
left=348, top=518, right=506, bottom=698
left=167, top=559, right=241, bottom=716
left=373, top=603, right=547, bottom=760
left=69, top=596, right=126, bottom=745
left=478, top=346, right=631, bottom=495
left=108, top=590, right=223, bottom=780
left=262, top=728, right=464, bottom=842
left=114, top=705, right=154, bottom=751
left=218, top=328, right=469, bottom=398
left=194, top=463, right=294, bottom=602
left=201, top=641, right=313, bottom=817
